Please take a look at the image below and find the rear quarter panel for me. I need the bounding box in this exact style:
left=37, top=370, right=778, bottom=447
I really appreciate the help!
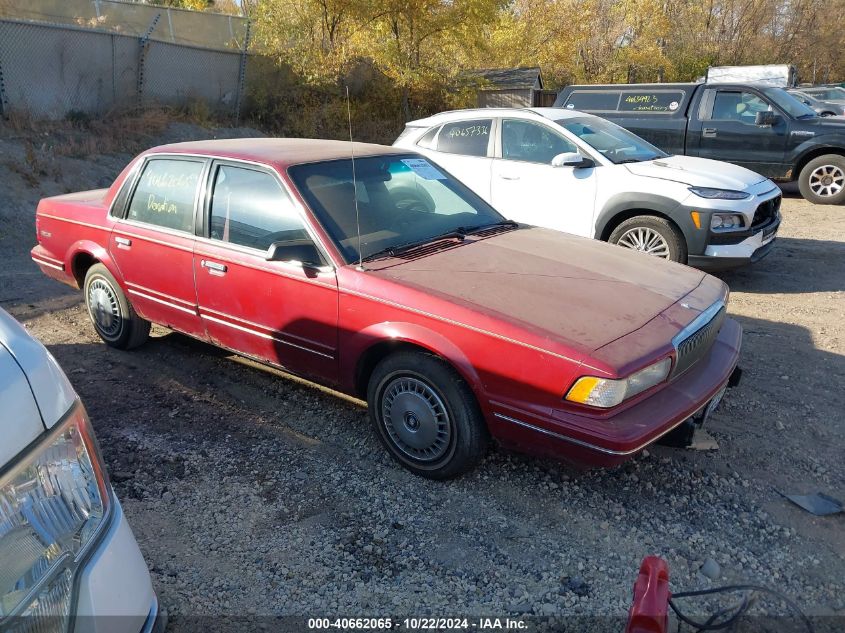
left=33, top=190, right=119, bottom=287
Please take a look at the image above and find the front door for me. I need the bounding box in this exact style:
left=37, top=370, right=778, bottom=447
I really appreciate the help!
left=693, top=88, right=788, bottom=177
left=109, top=156, right=206, bottom=338
left=193, top=162, right=339, bottom=383
left=491, top=118, right=597, bottom=237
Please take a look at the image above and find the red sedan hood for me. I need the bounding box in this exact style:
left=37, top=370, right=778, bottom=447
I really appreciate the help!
left=366, top=227, right=707, bottom=353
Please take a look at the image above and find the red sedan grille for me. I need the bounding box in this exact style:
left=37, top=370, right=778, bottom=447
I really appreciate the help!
left=672, top=307, right=726, bottom=378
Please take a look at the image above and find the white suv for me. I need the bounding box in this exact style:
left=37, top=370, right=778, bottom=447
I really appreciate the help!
left=0, top=308, right=161, bottom=633
left=394, top=107, right=782, bottom=270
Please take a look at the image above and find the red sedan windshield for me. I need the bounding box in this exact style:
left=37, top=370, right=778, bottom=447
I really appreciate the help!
left=289, top=155, right=505, bottom=263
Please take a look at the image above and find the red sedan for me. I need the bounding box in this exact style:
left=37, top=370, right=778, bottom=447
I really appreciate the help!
left=31, top=139, right=741, bottom=479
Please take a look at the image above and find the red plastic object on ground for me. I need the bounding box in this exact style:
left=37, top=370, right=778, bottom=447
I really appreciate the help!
left=625, top=556, right=671, bottom=633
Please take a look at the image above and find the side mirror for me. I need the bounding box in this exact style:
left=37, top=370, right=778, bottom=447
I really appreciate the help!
left=266, top=240, right=324, bottom=267
left=755, top=111, right=780, bottom=126
left=551, top=152, right=594, bottom=169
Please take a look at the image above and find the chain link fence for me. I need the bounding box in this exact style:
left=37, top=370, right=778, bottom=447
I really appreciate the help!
left=0, top=2, right=250, bottom=122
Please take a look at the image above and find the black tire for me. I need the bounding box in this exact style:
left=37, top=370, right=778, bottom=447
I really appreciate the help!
left=83, top=263, right=150, bottom=350
left=608, top=215, right=687, bottom=263
left=367, top=351, right=488, bottom=480
left=798, top=154, right=845, bottom=205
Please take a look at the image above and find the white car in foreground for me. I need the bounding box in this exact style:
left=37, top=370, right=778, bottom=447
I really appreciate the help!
left=0, top=308, right=160, bottom=633
left=394, top=107, right=782, bottom=270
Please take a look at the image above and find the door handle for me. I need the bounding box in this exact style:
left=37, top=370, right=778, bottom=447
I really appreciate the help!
left=499, top=174, right=520, bottom=180
left=114, top=236, right=132, bottom=248
left=201, top=260, right=228, bottom=274
left=702, top=127, right=717, bottom=138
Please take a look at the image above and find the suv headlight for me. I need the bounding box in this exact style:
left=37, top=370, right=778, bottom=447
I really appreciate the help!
left=689, top=186, right=750, bottom=200
left=710, top=213, right=745, bottom=230
left=565, top=358, right=672, bottom=408
left=0, top=402, right=110, bottom=626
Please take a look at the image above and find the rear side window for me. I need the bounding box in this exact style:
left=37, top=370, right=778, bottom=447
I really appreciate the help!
left=619, top=91, right=685, bottom=113
left=564, top=90, right=621, bottom=112
left=435, top=119, right=492, bottom=157
left=416, top=126, right=440, bottom=149
left=126, top=159, right=204, bottom=232
left=209, top=165, right=308, bottom=252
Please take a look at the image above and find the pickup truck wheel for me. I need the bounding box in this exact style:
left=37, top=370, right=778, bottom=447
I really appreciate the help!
left=608, top=215, right=687, bottom=263
left=367, top=351, right=488, bottom=480
left=799, top=155, right=845, bottom=205
left=83, top=264, right=150, bottom=350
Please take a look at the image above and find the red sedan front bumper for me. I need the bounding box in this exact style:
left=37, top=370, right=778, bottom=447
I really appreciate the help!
left=489, top=317, right=743, bottom=467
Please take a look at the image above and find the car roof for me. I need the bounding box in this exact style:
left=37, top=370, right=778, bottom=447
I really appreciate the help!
left=145, top=138, right=407, bottom=168
left=405, top=107, right=595, bottom=128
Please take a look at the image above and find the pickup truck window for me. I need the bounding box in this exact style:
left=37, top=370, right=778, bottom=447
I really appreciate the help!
left=126, top=159, right=203, bottom=233
left=501, top=119, right=578, bottom=164
left=209, top=165, right=308, bottom=252
left=711, top=90, right=771, bottom=122
left=556, top=116, right=666, bottom=164
left=436, top=119, right=492, bottom=157
left=763, top=87, right=818, bottom=119
left=564, top=90, right=621, bottom=112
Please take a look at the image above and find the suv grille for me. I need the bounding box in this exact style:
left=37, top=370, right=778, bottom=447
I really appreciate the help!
left=751, top=195, right=781, bottom=229
left=672, top=306, right=726, bottom=378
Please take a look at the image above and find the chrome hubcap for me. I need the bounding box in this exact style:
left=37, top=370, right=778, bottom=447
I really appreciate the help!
left=616, top=227, right=671, bottom=258
left=87, top=279, right=121, bottom=338
left=381, top=377, right=451, bottom=462
left=809, top=164, right=844, bottom=197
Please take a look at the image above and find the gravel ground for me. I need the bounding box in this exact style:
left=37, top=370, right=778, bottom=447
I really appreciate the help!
left=1, top=123, right=843, bottom=631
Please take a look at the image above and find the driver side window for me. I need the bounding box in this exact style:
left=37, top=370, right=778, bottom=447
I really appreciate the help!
left=501, top=119, right=578, bottom=164
left=711, top=91, right=771, bottom=122
left=209, top=165, right=310, bottom=252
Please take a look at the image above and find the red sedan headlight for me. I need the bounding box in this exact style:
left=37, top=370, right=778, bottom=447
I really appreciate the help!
left=565, top=357, right=672, bottom=408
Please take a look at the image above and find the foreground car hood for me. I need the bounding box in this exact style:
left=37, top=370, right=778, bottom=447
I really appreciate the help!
left=367, top=228, right=708, bottom=354
left=625, top=155, right=767, bottom=189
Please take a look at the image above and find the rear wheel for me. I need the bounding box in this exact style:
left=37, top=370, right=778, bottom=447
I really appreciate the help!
left=83, top=264, right=150, bottom=349
left=608, top=215, right=687, bottom=263
left=798, top=154, right=845, bottom=205
left=367, top=351, right=488, bottom=480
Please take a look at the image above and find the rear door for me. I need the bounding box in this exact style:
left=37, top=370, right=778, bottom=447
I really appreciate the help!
left=109, top=156, right=207, bottom=338
left=691, top=87, right=789, bottom=176
left=421, top=118, right=494, bottom=203
left=490, top=118, right=597, bottom=237
left=193, top=161, right=339, bottom=383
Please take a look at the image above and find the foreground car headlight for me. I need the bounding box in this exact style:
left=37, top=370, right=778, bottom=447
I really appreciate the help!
left=566, top=358, right=672, bottom=408
left=0, top=402, right=109, bottom=624
left=689, top=186, right=750, bottom=200
left=710, top=213, right=745, bottom=230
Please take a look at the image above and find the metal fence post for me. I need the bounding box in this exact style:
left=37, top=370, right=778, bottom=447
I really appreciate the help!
left=137, top=13, right=161, bottom=109
left=0, top=29, right=8, bottom=117
left=234, top=19, right=251, bottom=126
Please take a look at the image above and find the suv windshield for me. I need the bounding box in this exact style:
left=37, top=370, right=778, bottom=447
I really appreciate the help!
left=763, top=87, right=817, bottom=119
left=555, top=116, right=667, bottom=164
left=289, top=155, right=506, bottom=264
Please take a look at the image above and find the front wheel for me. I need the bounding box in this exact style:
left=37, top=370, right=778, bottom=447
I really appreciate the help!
left=608, top=215, right=687, bottom=263
left=367, top=351, right=488, bottom=480
left=83, top=264, right=150, bottom=349
left=798, top=154, right=845, bottom=205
